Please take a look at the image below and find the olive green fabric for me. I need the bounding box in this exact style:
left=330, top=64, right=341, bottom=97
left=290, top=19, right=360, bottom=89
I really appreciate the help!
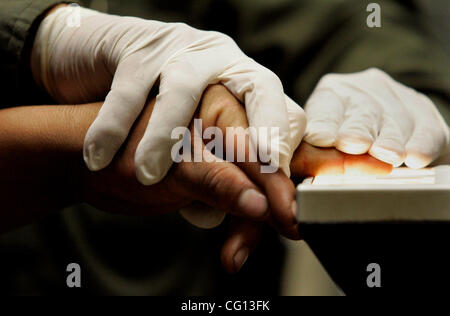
left=0, top=0, right=448, bottom=295
left=0, top=0, right=81, bottom=106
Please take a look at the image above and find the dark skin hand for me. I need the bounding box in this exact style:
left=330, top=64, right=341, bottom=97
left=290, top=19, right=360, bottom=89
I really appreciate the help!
left=0, top=90, right=292, bottom=273
left=0, top=84, right=391, bottom=273
left=0, top=86, right=296, bottom=274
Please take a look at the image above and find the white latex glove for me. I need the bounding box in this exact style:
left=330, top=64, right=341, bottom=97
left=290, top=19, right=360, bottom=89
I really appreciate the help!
left=303, top=68, right=450, bottom=168
left=32, top=6, right=303, bottom=186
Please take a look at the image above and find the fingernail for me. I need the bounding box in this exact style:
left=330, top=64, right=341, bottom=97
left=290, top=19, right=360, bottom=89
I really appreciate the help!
left=233, top=247, right=249, bottom=273
left=238, top=189, right=268, bottom=218
left=291, top=200, right=298, bottom=223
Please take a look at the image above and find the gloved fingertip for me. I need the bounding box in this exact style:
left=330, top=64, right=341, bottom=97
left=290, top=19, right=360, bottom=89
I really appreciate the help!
left=83, top=143, right=109, bottom=171
left=134, top=144, right=173, bottom=185
left=369, top=144, right=405, bottom=167
left=335, top=135, right=372, bottom=155
left=135, top=163, right=163, bottom=186
left=404, top=152, right=431, bottom=169
left=280, top=164, right=291, bottom=178
left=304, top=130, right=336, bottom=147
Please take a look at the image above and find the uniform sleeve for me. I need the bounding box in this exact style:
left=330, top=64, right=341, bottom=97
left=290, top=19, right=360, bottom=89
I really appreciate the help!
left=0, top=0, right=83, bottom=107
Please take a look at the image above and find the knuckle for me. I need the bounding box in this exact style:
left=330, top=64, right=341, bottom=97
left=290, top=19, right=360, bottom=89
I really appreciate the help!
left=163, top=67, right=203, bottom=96
left=363, top=67, right=392, bottom=82
left=109, top=86, right=147, bottom=109
left=173, top=22, right=194, bottom=33
left=254, top=68, right=283, bottom=89
left=200, top=165, right=244, bottom=206
left=215, top=93, right=241, bottom=112
left=201, top=165, right=230, bottom=192
left=211, top=31, right=237, bottom=46
left=263, top=69, right=282, bottom=85
left=318, top=73, right=341, bottom=87
left=290, top=106, right=306, bottom=122
left=365, top=67, right=384, bottom=77
left=318, top=68, right=387, bottom=88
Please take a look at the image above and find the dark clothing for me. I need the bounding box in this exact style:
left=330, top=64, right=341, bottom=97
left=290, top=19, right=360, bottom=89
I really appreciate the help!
left=0, top=0, right=66, bottom=106
left=0, top=0, right=449, bottom=295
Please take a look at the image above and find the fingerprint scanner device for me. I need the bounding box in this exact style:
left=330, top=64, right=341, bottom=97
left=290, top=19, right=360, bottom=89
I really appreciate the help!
left=297, top=166, right=450, bottom=223
left=296, top=166, right=450, bottom=295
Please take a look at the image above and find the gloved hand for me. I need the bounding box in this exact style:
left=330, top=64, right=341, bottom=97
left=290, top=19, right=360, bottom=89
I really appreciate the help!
left=31, top=5, right=305, bottom=185
left=303, top=68, right=450, bottom=168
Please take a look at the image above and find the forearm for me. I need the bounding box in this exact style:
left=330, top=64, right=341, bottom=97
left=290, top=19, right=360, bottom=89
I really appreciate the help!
left=0, top=102, right=101, bottom=232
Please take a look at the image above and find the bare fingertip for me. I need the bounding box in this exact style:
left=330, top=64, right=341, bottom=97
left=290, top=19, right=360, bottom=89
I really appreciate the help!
left=237, top=189, right=268, bottom=218
left=233, top=247, right=249, bottom=273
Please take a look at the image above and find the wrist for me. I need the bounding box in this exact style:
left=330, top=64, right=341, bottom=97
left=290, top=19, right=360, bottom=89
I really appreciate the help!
left=30, top=4, right=68, bottom=90
left=0, top=102, right=102, bottom=231
left=60, top=103, right=103, bottom=202
left=31, top=5, right=103, bottom=101
left=45, top=4, right=68, bottom=17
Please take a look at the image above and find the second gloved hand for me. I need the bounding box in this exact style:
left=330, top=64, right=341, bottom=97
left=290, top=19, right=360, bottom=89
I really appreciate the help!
left=303, top=68, right=449, bottom=168
left=31, top=5, right=305, bottom=185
